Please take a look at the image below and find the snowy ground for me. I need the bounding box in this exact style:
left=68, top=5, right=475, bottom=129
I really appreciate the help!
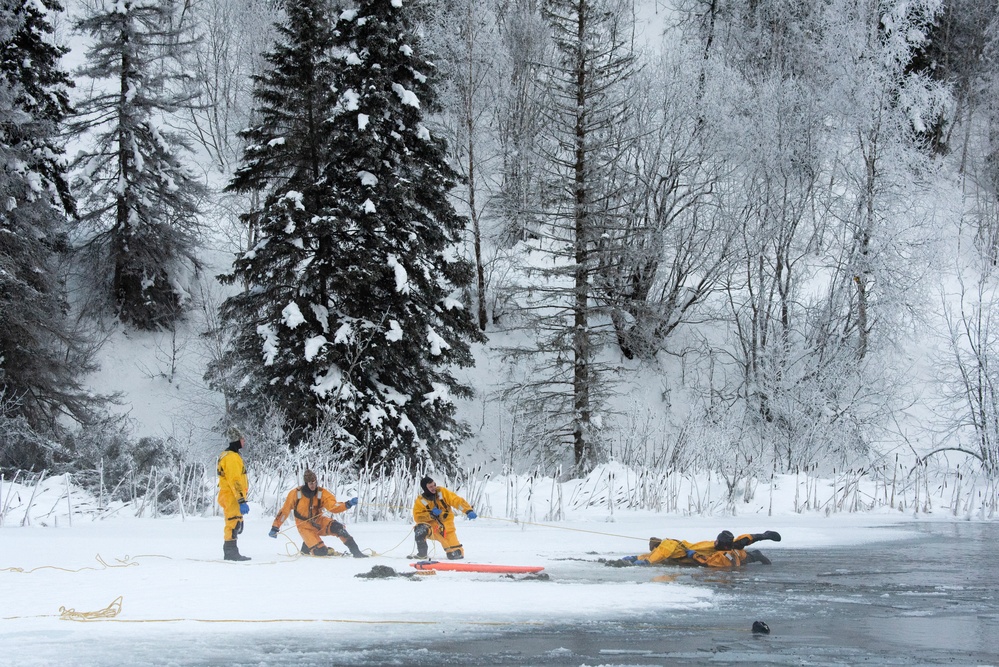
left=0, top=506, right=932, bottom=666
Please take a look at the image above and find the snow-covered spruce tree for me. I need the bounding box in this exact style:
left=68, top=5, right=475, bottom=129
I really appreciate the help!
left=69, top=0, right=207, bottom=330
left=219, top=0, right=483, bottom=468
left=0, top=0, right=103, bottom=469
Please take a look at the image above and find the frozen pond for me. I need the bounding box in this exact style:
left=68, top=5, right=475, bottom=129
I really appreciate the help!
left=4, top=521, right=996, bottom=666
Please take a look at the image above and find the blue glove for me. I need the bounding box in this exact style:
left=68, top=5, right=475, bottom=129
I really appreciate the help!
left=635, top=559, right=650, bottom=566
left=268, top=527, right=278, bottom=538
left=621, top=555, right=638, bottom=563
left=685, top=549, right=696, bottom=558
left=239, top=501, right=249, bottom=515
left=346, top=497, right=358, bottom=508
left=466, top=510, right=477, bottom=520
left=430, top=508, right=442, bottom=517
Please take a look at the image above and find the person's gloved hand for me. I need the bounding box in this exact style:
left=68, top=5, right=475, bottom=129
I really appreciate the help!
left=346, top=497, right=358, bottom=508
left=239, top=501, right=249, bottom=515
left=621, top=555, right=638, bottom=563
left=268, top=527, right=279, bottom=538
left=635, top=558, right=650, bottom=566
left=466, top=510, right=477, bottom=520
left=763, top=530, right=781, bottom=542
left=685, top=549, right=696, bottom=558
left=430, top=508, right=442, bottom=517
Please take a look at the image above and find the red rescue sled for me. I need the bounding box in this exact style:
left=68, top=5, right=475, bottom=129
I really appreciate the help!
left=410, top=560, right=544, bottom=574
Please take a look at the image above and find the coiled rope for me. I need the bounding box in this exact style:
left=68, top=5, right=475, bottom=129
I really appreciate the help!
left=59, top=596, right=123, bottom=621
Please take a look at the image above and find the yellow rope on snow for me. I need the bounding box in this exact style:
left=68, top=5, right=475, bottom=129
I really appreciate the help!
left=41, top=597, right=749, bottom=630
left=59, top=596, right=123, bottom=621
left=59, top=607, right=542, bottom=626
left=1, top=554, right=142, bottom=574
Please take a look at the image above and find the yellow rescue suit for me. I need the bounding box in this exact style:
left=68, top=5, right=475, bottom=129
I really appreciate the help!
left=413, top=487, right=473, bottom=558
left=216, top=448, right=248, bottom=541
left=639, top=533, right=759, bottom=568
left=272, top=486, right=351, bottom=551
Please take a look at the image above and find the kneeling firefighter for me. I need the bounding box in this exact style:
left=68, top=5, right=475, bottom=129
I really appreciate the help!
left=411, top=476, right=476, bottom=560
left=268, top=469, right=367, bottom=558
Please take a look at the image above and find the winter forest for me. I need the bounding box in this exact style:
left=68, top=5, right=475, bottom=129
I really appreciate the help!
left=3, top=0, right=999, bottom=520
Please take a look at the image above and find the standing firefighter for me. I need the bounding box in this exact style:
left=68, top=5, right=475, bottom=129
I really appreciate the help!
left=217, top=427, right=250, bottom=561
left=411, top=476, right=477, bottom=560
left=269, top=469, right=367, bottom=558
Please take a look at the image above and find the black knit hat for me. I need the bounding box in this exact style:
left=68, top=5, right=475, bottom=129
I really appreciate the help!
left=226, top=426, right=243, bottom=448
left=420, top=476, right=434, bottom=494
left=715, top=530, right=735, bottom=550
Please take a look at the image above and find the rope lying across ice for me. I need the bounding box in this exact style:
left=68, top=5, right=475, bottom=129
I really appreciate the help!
left=21, top=594, right=756, bottom=632
left=480, top=514, right=648, bottom=541
left=6, top=594, right=547, bottom=625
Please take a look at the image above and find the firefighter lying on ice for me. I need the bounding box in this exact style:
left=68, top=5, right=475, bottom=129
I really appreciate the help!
left=269, top=469, right=367, bottom=558
left=617, top=530, right=781, bottom=568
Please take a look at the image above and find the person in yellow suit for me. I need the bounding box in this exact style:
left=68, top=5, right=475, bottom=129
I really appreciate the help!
left=268, top=469, right=367, bottom=558
left=619, top=530, right=781, bottom=568
left=217, top=427, right=250, bottom=561
left=411, top=476, right=476, bottom=560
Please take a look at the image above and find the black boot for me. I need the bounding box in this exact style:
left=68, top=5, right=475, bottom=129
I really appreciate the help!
left=446, top=548, right=464, bottom=560
left=745, top=549, right=771, bottom=565
left=412, top=525, right=429, bottom=559
left=223, top=540, right=250, bottom=561
left=752, top=531, right=781, bottom=543
left=343, top=537, right=368, bottom=558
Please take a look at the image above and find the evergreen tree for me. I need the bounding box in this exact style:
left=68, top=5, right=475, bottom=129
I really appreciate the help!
left=0, top=0, right=101, bottom=466
left=220, top=0, right=483, bottom=468
left=70, top=0, right=207, bottom=330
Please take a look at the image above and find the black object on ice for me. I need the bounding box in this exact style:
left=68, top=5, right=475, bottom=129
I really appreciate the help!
left=752, top=620, right=770, bottom=634
left=355, top=565, right=421, bottom=579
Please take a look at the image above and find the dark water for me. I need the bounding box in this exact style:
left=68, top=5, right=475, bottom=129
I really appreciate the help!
left=339, top=521, right=999, bottom=666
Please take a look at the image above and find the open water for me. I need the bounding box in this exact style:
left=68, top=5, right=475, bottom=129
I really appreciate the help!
left=339, top=521, right=999, bottom=666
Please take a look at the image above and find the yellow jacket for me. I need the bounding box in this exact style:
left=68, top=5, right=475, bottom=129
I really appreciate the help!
left=272, top=486, right=348, bottom=530
left=640, top=533, right=757, bottom=568
left=413, top=486, right=472, bottom=524
left=217, top=450, right=248, bottom=502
